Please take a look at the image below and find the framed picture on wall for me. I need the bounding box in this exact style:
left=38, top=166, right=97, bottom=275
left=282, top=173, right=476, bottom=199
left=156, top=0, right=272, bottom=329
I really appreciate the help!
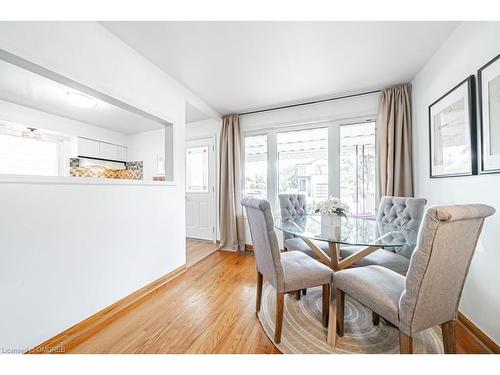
left=428, top=75, right=477, bottom=178
left=478, top=53, right=500, bottom=174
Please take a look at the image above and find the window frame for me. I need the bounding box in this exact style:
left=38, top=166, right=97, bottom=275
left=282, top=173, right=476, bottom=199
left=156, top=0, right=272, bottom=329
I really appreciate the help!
left=339, top=121, right=378, bottom=217
left=241, top=115, right=377, bottom=216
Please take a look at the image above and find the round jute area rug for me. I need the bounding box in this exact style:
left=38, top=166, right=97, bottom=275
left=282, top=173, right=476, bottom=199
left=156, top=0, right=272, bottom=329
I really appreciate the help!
left=257, top=283, right=444, bottom=354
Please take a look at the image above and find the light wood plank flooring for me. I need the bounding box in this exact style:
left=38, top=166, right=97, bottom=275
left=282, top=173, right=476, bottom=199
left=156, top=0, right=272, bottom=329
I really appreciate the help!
left=67, top=245, right=489, bottom=354
left=186, top=238, right=218, bottom=268
left=68, top=249, right=279, bottom=353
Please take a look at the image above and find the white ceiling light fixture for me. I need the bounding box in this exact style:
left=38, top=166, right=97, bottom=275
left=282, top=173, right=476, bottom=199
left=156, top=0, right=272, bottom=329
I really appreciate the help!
left=65, top=92, right=97, bottom=109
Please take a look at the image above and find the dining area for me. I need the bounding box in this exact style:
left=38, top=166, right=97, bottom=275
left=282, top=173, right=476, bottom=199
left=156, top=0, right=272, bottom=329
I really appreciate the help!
left=241, top=194, right=495, bottom=354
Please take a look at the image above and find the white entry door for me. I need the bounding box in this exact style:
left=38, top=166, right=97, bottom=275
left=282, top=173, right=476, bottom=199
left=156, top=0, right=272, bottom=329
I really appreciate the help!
left=185, top=137, right=216, bottom=241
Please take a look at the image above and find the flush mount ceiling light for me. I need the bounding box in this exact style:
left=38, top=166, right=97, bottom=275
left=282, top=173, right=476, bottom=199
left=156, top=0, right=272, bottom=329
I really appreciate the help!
left=65, top=92, right=97, bottom=109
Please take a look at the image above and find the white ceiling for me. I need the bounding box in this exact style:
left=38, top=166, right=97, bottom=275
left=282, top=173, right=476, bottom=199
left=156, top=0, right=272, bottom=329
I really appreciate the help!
left=102, top=21, right=459, bottom=115
left=0, top=59, right=164, bottom=134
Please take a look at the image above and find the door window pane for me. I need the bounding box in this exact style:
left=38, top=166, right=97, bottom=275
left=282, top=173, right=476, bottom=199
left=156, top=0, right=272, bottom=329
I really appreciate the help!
left=340, top=122, right=376, bottom=216
left=244, top=134, right=267, bottom=199
left=277, top=127, right=328, bottom=211
left=186, top=146, right=208, bottom=192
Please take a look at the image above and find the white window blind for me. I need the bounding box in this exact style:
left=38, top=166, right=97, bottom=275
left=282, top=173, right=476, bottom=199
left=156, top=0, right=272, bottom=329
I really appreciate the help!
left=0, top=133, right=59, bottom=176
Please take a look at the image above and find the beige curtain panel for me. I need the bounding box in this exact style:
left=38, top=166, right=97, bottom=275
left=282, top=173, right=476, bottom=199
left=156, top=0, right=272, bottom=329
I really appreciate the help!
left=378, top=83, right=414, bottom=197
left=218, top=114, right=245, bottom=250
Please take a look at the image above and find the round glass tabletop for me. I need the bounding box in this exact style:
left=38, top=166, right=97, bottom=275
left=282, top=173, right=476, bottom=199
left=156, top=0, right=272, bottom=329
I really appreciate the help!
left=274, top=214, right=418, bottom=248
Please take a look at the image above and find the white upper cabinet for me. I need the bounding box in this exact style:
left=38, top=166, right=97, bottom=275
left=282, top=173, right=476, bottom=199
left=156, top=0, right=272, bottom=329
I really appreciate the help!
left=117, top=145, right=127, bottom=161
left=99, top=142, right=119, bottom=161
left=77, top=137, right=127, bottom=161
left=78, top=137, right=100, bottom=158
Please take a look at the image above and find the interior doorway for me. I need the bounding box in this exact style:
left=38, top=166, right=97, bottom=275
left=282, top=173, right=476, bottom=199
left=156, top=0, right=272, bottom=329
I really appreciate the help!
left=185, top=136, right=217, bottom=267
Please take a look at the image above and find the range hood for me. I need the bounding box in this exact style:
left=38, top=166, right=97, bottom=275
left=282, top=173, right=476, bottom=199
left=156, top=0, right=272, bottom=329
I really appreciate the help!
left=78, top=157, right=126, bottom=170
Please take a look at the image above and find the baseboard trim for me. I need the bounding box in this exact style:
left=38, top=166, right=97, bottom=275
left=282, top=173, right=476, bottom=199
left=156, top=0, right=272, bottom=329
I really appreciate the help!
left=27, top=265, right=187, bottom=354
left=457, top=312, right=499, bottom=353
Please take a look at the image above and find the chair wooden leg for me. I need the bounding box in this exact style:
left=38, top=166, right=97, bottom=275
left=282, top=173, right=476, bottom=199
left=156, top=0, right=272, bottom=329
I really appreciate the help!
left=295, top=290, right=301, bottom=300
left=399, top=331, right=413, bottom=354
left=256, top=272, right=263, bottom=312
left=322, top=284, right=330, bottom=327
left=372, top=311, right=380, bottom=326
left=336, top=289, right=345, bottom=337
left=274, top=292, right=285, bottom=344
left=441, top=320, right=457, bottom=354
left=327, top=300, right=337, bottom=347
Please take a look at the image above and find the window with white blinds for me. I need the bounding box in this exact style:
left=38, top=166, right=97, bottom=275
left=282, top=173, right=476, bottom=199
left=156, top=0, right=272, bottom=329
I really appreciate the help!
left=0, top=133, right=60, bottom=176
left=241, top=117, right=377, bottom=216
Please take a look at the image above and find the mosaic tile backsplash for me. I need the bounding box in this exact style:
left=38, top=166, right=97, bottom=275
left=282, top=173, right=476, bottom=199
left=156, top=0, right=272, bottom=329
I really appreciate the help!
left=70, top=158, right=143, bottom=180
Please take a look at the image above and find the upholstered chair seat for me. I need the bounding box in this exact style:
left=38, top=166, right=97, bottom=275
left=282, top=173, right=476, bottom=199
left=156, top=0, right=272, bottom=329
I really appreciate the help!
left=328, top=204, right=495, bottom=353
left=339, top=248, right=410, bottom=276
left=334, top=265, right=405, bottom=325
left=241, top=197, right=334, bottom=344
left=280, top=251, right=333, bottom=292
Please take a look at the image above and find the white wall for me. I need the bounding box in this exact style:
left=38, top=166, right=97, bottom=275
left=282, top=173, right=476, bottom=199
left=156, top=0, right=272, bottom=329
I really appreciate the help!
left=412, top=21, right=500, bottom=345
left=0, top=22, right=217, bottom=351
left=128, top=128, right=166, bottom=181
left=186, top=118, right=220, bottom=140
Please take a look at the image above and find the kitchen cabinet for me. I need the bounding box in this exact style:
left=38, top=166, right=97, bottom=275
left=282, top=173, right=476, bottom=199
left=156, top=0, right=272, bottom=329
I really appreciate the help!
left=117, top=145, right=127, bottom=161
left=78, top=137, right=100, bottom=158
left=99, top=142, right=119, bottom=161
left=77, top=137, right=127, bottom=162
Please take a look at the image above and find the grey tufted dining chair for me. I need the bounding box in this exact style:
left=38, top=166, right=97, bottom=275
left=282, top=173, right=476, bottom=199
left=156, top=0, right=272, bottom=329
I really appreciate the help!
left=328, top=204, right=495, bottom=353
left=278, top=194, right=332, bottom=300
left=278, top=194, right=330, bottom=257
left=340, top=196, right=427, bottom=276
left=242, top=197, right=333, bottom=344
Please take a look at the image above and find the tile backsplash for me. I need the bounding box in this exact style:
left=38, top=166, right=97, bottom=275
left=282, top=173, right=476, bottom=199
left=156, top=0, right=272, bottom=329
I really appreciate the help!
left=70, top=158, right=143, bottom=180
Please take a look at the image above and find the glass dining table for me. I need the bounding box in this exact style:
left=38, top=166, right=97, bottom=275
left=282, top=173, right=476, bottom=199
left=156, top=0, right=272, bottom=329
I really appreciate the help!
left=274, top=214, right=418, bottom=270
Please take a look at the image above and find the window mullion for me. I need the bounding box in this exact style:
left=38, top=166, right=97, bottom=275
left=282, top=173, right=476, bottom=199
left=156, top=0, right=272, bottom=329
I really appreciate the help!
left=267, top=131, right=277, bottom=213
left=328, top=123, right=339, bottom=198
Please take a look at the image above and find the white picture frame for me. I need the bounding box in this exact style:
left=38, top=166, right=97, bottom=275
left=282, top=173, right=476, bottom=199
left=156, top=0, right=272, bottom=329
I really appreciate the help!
left=478, top=53, right=500, bottom=174
left=428, top=76, right=477, bottom=178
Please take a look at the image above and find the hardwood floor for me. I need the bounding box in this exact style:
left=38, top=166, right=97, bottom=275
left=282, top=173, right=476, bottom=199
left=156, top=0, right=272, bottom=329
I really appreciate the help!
left=66, top=245, right=489, bottom=354
left=68, top=250, right=279, bottom=354
left=186, top=238, right=218, bottom=268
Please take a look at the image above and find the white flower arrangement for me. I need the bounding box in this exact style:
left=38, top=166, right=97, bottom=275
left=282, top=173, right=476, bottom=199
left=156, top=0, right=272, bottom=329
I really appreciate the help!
left=315, top=196, right=349, bottom=218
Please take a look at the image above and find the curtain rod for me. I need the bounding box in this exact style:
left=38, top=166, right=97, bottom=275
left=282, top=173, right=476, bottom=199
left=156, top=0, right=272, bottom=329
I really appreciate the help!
left=238, top=89, right=381, bottom=116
